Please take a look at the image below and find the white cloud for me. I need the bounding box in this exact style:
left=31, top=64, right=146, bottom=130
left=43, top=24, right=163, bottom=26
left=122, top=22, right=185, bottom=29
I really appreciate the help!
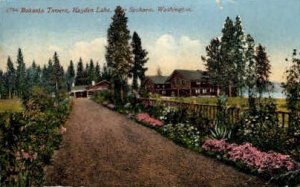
left=145, top=34, right=205, bottom=76
left=215, top=0, right=224, bottom=10
left=68, top=37, right=107, bottom=65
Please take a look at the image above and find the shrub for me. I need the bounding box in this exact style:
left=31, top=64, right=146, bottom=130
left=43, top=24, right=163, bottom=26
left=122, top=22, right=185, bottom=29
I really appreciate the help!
left=202, top=139, right=298, bottom=180
left=162, top=123, right=201, bottom=150
left=135, top=113, right=163, bottom=127
left=0, top=87, right=71, bottom=186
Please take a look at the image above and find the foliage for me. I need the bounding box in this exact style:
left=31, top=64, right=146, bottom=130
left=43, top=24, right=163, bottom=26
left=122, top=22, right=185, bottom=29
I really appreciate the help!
left=0, top=87, right=71, bottom=186
left=255, top=44, right=272, bottom=98
left=237, top=98, right=286, bottom=152
left=282, top=49, right=300, bottom=136
left=210, top=122, right=232, bottom=140
left=162, top=123, right=201, bottom=150
left=130, top=31, right=148, bottom=90
left=202, top=139, right=298, bottom=185
left=106, top=6, right=132, bottom=104
left=66, top=60, right=75, bottom=91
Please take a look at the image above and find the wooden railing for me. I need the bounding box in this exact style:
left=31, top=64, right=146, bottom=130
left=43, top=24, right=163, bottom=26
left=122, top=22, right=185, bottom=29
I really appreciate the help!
left=140, top=98, right=291, bottom=128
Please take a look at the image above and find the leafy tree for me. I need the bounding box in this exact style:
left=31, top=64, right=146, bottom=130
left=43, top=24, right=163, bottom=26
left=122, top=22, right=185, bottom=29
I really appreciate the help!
left=105, top=6, right=132, bottom=104
left=66, top=60, right=75, bottom=91
left=6, top=56, right=16, bottom=98
left=130, top=31, right=148, bottom=90
left=244, top=34, right=257, bottom=113
left=15, top=48, right=27, bottom=97
left=75, top=58, right=87, bottom=85
left=95, top=62, right=101, bottom=82
left=255, top=44, right=271, bottom=98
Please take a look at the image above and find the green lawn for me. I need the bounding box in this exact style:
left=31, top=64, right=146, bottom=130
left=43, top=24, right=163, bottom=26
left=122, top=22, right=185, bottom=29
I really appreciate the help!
left=0, top=99, right=23, bottom=112
left=165, top=97, right=288, bottom=112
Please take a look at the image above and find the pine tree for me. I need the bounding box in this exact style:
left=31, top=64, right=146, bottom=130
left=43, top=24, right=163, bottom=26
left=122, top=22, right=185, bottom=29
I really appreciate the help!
left=66, top=60, right=75, bottom=91
left=101, top=63, right=112, bottom=81
left=75, top=58, right=87, bottom=85
left=233, top=16, right=246, bottom=96
left=15, top=48, right=27, bottom=97
left=156, top=67, right=162, bottom=76
left=0, top=70, right=6, bottom=99
left=282, top=49, right=300, bottom=134
left=255, top=44, right=271, bottom=98
left=52, top=52, right=65, bottom=92
left=105, top=6, right=132, bottom=103
left=95, top=62, right=101, bottom=82
left=244, top=34, right=257, bottom=113
left=202, top=37, right=224, bottom=95
left=87, top=59, right=96, bottom=85
left=6, top=56, right=16, bottom=98
left=130, top=31, right=148, bottom=90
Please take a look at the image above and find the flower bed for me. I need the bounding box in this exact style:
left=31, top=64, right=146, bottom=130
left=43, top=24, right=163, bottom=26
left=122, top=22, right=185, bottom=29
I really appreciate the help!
left=202, top=139, right=298, bottom=176
left=135, top=113, right=163, bottom=127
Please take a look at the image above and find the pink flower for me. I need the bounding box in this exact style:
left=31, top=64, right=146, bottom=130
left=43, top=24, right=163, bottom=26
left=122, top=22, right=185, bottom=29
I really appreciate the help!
left=136, top=113, right=164, bottom=127
left=202, top=139, right=298, bottom=174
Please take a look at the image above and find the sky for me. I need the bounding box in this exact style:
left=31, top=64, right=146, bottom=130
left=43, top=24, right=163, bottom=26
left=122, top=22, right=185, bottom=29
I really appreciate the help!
left=0, top=0, right=300, bottom=82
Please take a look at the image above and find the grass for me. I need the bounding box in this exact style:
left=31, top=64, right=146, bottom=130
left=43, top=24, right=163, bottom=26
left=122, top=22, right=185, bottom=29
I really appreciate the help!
left=0, top=99, right=23, bottom=112
left=162, top=97, right=288, bottom=112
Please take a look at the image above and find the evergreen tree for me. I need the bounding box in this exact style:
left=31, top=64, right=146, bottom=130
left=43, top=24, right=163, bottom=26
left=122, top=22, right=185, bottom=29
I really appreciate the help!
left=52, top=52, right=65, bottom=92
left=282, top=49, right=300, bottom=122
left=233, top=16, right=246, bottom=96
left=87, top=59, right=96, bottom=85
left=75, top=58, right=87, bottom=85
left=101, top=63, right=112, bottom=81
left=66, top=60, right=75, bottom=91
left=220, top=17, right=236, bottom=96
left=26, top=60, right=38, bottom=90
left=15, top=48, right=27, bottom=97
left=244, top=34, right=257, bottom=113
left=0, top=70, right=6, bottom=99
left=6, top=56, right=16, bottom=98
left=255, top=44, right=271, bottom=98
left=202, top=38, right=223, bottom=95
left=105, top=6, right=132, bottom=103
left=156, top=67, right=163, bottom=76
left=130, top=31, right=148, bottom=90
left=95, top=62, right=101, bottom=82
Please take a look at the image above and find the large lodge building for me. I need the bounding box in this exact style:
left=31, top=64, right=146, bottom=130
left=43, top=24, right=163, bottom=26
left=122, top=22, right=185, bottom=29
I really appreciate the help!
left=143, top=69, right=229, bottom=97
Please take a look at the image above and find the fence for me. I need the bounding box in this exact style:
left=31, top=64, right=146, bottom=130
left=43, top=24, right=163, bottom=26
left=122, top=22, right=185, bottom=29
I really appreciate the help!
left=140, top=98, right=291, bottom=128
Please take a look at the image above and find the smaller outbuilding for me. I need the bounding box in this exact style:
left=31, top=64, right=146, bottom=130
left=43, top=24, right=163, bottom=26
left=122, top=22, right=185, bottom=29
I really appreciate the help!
left=70, top=80, right=111, bottom=98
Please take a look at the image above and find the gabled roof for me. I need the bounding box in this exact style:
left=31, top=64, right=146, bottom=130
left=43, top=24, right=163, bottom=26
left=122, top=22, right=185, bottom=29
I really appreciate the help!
left=71, top=85, right=88, bottom=92
left=167, top=69, right=209, bottom=81
left=145, top=76, right=169, bottom=84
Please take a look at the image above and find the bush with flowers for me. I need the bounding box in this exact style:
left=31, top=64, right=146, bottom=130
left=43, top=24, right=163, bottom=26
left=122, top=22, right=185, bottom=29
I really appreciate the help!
left=0, top=87, right=71, bottom=186
left=135, top=113, right=163, bottom=127
left=202, top=139, right=299, bottom=185
left=162, top=123, right=201, bottom=150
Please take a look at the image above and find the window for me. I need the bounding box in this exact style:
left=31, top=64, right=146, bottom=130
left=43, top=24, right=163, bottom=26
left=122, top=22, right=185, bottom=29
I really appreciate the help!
left=203, top=89, right=207, bottom=94
left=196, top=81, right=201, bottom=85
left=162, top=91, right=166, bottom=95
left=157, top=85, right=160, bottom=88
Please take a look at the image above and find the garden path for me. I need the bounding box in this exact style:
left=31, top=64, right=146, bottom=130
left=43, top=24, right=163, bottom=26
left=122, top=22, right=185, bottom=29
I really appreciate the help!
left=45, top=98, right=270, bottom=186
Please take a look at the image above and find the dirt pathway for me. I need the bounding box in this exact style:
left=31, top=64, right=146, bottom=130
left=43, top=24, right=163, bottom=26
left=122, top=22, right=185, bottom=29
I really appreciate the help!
left=45, top=98, right=269, bottom=187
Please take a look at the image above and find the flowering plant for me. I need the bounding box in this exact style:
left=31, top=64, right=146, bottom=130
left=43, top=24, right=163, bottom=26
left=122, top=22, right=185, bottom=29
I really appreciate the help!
left=135, top=113, right=163, bottom=127
left=202, top=139, right=298, bottom=176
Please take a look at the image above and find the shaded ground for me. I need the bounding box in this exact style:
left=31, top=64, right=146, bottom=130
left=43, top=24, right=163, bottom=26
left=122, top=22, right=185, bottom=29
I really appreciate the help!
left=45, top=98, right=270, bottom=187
